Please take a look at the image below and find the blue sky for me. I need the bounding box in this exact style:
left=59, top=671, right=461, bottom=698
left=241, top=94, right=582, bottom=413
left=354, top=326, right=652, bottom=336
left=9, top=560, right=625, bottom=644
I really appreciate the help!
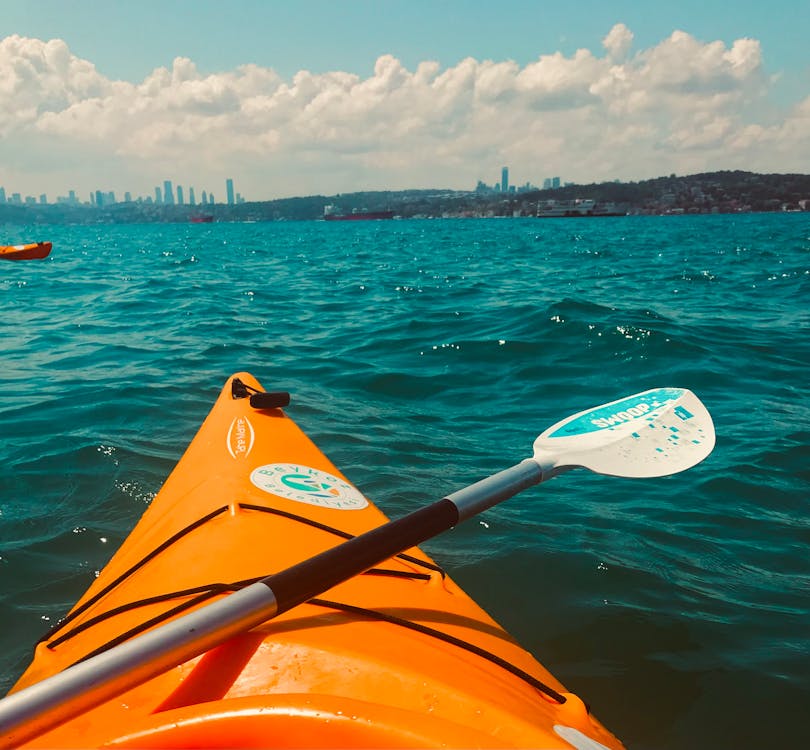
left=1, top=0, right=809, bottom=200
left=4, top=0, right=807, bottom=99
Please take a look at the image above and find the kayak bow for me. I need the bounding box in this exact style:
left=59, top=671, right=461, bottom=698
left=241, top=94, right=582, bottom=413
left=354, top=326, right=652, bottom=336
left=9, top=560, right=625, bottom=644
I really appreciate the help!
left=2, top=374, right=713, bottom=748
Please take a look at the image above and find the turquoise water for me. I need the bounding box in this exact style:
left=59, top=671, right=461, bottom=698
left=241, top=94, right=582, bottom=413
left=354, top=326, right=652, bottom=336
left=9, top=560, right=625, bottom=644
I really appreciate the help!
left=1, top=215, right=808, bottom=748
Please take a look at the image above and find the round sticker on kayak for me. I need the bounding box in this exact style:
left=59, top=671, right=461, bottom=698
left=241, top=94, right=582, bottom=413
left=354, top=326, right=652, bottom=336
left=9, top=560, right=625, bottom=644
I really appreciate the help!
left=250, top=463, right=368, bottom=510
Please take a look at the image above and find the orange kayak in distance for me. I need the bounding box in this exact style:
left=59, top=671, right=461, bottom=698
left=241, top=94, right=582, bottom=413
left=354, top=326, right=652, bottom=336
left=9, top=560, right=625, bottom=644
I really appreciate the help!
left=4, top=373, right=623, bottom=749
left=0, top=242, right=52, bottom=261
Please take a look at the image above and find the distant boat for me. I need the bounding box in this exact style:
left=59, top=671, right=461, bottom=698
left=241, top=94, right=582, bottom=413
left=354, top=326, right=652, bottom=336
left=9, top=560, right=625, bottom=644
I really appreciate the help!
left=536, top=199, right=625, bottom=218
left=323, top=205, right=394, bottom=221
left=0, top=241, right=52, bottom=261
left=190, top=214, right=214, bottom=223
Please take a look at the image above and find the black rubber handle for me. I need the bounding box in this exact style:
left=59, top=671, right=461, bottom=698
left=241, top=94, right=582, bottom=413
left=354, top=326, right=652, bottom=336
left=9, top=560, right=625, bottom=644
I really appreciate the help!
left=249, top=391, right=291, bottom=409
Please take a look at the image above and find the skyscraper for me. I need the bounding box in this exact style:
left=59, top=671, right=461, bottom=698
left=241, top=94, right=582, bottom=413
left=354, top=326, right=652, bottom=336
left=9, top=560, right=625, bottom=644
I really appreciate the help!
left=501, top=167, right=509, bottom=194
left=177, top=185, right=184, bottom=205
left=155, top=186, right=162, bottom=204
left=226, top=178, right=234, bottom=206
left=164, top=180, right=174, bottom=205
left=189, top=187, right=196, bottom=206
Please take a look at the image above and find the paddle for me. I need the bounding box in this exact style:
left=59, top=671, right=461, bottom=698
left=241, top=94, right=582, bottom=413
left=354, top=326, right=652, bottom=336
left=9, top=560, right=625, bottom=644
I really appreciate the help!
left=0, top=386, right=714, bottom=746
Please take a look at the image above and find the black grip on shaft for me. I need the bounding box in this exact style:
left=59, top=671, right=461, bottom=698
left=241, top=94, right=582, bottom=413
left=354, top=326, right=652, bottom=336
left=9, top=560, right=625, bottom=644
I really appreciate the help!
left=264, top=498, right=459, bottom=615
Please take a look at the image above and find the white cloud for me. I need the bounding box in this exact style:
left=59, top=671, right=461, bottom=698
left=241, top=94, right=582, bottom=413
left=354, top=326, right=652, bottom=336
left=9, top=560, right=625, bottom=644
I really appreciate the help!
left=0, top=24, right=805, bottom=199
left=603, top=23, right=634, bottom=62
left=0, top=35, right=110, bottom=135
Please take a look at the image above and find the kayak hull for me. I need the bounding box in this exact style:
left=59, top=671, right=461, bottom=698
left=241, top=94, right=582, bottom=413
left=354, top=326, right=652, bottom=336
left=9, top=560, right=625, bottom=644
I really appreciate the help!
left=0, top=242, right=52, bottom=261
left=8, top=373, right=623, bottom=748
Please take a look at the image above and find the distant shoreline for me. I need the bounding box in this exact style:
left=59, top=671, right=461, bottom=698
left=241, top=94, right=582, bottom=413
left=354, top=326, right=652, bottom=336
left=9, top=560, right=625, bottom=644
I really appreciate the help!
left=2, top=170, right=809, bottom=225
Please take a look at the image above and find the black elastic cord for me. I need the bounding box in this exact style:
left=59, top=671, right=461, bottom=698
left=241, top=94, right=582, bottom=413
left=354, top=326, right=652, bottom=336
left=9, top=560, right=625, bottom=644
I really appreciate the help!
left=71, top=586, right=566, bottom=705
left=49, top=567, right=430, bottom=651
left=308, top=597, right=566, bottom=704
left=42, top=502, right=445, bottom=649
left=48, top=578, right=257, bottom=649
left=39, top=506, right=231, bottom=644
left=41, top=492, right=560, bottom=703
left=239, top=503, right=445, bottom=577
left=73, top=588, right=227, bottom=664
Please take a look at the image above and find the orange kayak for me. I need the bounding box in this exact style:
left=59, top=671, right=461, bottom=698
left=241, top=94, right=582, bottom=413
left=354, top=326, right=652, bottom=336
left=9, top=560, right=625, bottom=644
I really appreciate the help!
left=0, top=242, right=52, bottom=261
left=5, top=373, right=623, bottom=749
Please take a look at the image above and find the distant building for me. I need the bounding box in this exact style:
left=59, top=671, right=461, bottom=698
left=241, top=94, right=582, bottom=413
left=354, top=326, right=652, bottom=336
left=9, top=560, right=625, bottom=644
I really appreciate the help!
left=501, top=167, right=509, bottom=193
left=124, top=191, right=132, bottom=203
left=0, top=187, right=6, bottom=203
left=189, top=187, right=196, bottom=206
left=95, top=190, right=104, bottom=207
left=163, top=180, right=174, bottom=205
left=552, top=177, right=561, bottom=189
left=201, top=190, right=207, bottom=204
left=39, top=194, right=47, bottom=204
left=226, top=178, right=234, bottom=205
left=177, top=185, right=184, bottom=205
left=155, top=186, right=162, bottom=204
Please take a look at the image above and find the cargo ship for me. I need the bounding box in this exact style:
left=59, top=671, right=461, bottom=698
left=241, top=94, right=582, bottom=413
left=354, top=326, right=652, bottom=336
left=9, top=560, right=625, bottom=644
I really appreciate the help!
left=536, top=199, right=625, bottom=217
left=323, top=205, right=394, bottom=221
left=189, top=214, right=214, bottom=223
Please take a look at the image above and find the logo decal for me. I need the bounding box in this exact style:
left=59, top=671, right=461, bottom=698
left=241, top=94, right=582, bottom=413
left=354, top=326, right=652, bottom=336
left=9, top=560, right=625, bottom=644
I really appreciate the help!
left=548, top=388, right=685, bottom=438
left=227, top=416, right=255, bottom=459
left=250, top=463, right=368, bottom=510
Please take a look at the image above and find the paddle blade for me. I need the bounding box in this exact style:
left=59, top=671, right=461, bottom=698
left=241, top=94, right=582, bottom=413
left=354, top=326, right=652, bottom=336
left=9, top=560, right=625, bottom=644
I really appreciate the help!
left=533, top=388, right=715, bottom=478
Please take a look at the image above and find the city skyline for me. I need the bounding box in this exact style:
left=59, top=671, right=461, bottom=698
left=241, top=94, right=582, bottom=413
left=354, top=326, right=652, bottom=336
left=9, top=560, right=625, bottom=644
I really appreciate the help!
left=1, top=4, right=808, bottom=201
left=2, top=166, right=568, bottom=207
left=0, top=177, right=244, bottom=208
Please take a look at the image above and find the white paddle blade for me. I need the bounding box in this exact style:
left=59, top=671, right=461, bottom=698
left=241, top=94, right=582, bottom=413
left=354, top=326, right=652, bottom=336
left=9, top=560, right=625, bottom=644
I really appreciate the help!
left=533, top=388, right=715, bottom=478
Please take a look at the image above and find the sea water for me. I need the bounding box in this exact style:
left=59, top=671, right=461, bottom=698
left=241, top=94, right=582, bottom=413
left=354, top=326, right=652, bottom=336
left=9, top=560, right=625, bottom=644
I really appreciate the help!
left=0, top=214, right=807, bottom=748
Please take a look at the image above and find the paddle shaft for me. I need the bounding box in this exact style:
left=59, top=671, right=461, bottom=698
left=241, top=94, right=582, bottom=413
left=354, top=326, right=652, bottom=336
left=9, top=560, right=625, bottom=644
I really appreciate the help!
left=0, top=460, right=543, bottom=747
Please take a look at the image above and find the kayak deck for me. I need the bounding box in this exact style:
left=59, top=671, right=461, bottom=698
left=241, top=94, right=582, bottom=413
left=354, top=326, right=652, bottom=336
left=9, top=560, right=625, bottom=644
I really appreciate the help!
left=10, top=373, right=622, bottom=748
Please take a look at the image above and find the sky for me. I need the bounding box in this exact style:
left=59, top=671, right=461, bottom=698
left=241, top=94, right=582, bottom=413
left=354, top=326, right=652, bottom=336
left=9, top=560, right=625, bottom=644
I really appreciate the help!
left=1, top=0, right=809, bottom=202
